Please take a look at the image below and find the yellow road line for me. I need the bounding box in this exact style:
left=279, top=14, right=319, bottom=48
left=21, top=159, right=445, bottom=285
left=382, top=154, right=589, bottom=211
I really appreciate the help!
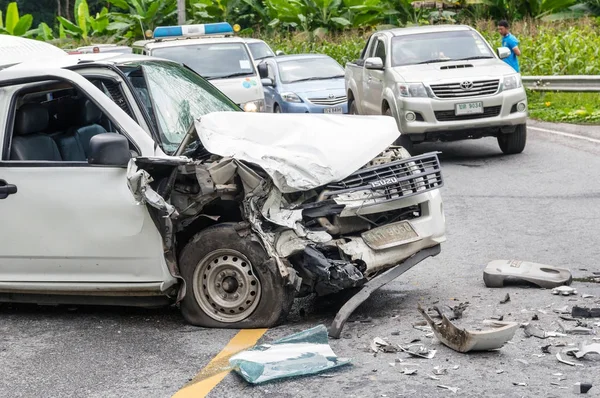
left=172, top=328, right=268, bottom=398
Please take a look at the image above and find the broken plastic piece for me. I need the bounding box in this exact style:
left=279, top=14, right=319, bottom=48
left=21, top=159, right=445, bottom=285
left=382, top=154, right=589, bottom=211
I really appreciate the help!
left=483, top=260, right=572, bottom=288
left=554, top=305, right=570, bottom=314
left=402, top=368, right=418, bottom=375
left=229, top=325, right=351, bottom=384
left=574, top=342, right=600, bottom=359
left=513, top=382, right=527, bottom=387
left=399, top=344, right=436, bottom=359
left=524, top=324, right=549, bottom=339
left=371, top=337, right=398, bottom=354
left=572, top=306, right=600, bottom=318
left=499, top=293, right=511, bottom=304
left=433, top=366, right=447, bottom=375
left=542, top=344, right=552, bottom=354
left=437, top=385, right=459, bottom=393
left=573, top=382, right=593, bottom=394
left=552, top=286, right=578, bottom=296
left=417, top=304, right=519, bottom=353
left=556, top=351, right=584, bottom=367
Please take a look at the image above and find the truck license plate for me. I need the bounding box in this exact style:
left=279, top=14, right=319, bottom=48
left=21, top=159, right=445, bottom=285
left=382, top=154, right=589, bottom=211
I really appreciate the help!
left=455, top=101, right=484, bottom=115
left=361, top=221, right=419, bottom=250
left=324, top=106, right=343, bottom=114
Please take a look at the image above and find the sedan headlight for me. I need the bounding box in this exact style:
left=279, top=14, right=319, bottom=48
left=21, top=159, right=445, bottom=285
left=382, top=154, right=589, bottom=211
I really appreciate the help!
left=281, top=92, right=302, bottom=103
left=397, top=83, right=428, bottom=98
left=243, top=99, right=265, bottom=112
left=503, top=74, right=522, bottom=91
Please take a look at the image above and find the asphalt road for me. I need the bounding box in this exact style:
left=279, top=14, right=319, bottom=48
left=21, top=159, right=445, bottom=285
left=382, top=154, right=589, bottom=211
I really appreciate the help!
left=2, top=120, right=600, bottom=398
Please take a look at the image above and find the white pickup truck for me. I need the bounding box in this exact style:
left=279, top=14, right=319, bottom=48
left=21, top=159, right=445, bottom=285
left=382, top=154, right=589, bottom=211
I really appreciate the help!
left=0, top=52, right=446, bottom=334
left=345, top=25, right=529, bottom=154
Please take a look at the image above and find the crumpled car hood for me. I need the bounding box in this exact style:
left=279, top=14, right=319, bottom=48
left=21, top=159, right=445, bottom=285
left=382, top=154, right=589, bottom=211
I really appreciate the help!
left=195, top=111, right=400, bottom=193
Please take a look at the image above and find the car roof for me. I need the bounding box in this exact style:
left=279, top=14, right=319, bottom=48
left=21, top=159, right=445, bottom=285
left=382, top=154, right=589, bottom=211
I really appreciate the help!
left=274, top=53, right=331, bottom=62
left=0, top=35, right=67, bottom=69
left=5, top=52, right=173, bottom=71
left=386, top=24, right=474, bottom=36
left=132, top=36, right=248, bottom=50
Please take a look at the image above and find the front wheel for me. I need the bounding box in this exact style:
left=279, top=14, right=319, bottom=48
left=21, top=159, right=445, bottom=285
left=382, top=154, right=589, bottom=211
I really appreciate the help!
left=498, top=124, right=527, bottom=154
left=349, top=99, right=358, bottom=115
left=179, top=223, right=295, bottom=328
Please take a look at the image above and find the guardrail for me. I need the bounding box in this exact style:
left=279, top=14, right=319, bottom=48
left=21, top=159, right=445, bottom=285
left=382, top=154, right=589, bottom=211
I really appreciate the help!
left=521, top=76, right=600, bottom=92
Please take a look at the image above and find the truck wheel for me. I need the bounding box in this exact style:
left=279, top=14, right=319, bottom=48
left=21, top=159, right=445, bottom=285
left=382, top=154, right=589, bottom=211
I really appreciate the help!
left=498, top=124, right=527, bottom=154
left=179, top=223, right=295, bottom=328
left=386, top=108, right=413, bottom=153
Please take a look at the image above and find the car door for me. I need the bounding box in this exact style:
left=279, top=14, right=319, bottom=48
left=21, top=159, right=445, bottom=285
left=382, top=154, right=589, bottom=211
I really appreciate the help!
left=0, top=68, right=171, bottom=287
left=364, top=36, right=387, bottom=115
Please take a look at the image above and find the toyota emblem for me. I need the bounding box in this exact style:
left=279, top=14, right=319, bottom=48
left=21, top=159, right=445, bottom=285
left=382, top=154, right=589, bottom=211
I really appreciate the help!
left=328, top=94, right=335, bottom=99
left=460, top=80, right=474, bottom=90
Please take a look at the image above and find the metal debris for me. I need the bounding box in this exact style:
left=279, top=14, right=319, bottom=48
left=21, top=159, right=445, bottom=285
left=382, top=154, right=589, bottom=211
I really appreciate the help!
left=500, top=293, right=511, bottom=304
left=448, top=302, right=469, bottom=320
left=552, top=286, right=578, bottom=296
left=417, top=304, right=519, bottom=353
left=437, top=385, right=459, bottom=394
left=572, top=306, right=600, bottom=318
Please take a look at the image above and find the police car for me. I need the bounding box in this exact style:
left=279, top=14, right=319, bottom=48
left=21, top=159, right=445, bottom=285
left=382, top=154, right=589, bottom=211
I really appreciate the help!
left=132, top=22, right=267, bottom=112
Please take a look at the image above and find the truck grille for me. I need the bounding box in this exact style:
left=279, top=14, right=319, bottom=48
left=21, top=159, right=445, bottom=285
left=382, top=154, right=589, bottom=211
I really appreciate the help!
left=308, top=95, right=347, bottom=106
left=435, top=105, right=501, bottom=121
left=430, top=79, right=500, bottom=98
left=325, top=153, right=443, bottom=203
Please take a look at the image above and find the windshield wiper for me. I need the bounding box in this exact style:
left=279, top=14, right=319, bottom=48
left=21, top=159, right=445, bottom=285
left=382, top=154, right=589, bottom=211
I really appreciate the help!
left=416, top=59, right=452, bottom=64
left=454, top=56, right=494, bottom=61
left=206, top=71, right=253, bottom=80
left=288, top=76, right=343, bottom=83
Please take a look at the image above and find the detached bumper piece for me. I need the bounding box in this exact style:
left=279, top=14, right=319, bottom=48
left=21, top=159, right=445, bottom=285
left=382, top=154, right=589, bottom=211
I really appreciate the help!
left=328, top=244, right=441, bottom=339
left=324, top=152, right=444, bottom=203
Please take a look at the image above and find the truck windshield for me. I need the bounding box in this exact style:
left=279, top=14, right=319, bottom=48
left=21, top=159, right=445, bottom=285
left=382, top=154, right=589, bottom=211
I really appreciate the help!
left=390, top=30, right=494, bottom=67
left=121, top=61, right=239, bottom=154
left=278, top=57, right=344, bottom=83
left=152, top=43, right=256, bottom=80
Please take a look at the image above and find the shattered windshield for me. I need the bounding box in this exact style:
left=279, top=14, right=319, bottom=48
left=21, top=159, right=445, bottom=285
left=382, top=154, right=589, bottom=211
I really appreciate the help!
left=390, top=30, right=494, bottom=67
left=122, top=61, right=239, bottom=154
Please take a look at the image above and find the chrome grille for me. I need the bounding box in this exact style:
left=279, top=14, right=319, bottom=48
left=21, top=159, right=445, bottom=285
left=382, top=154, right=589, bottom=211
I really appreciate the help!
left=325, top=153, right=443, bottom=203
left=430, top=79, right=500, bottom=98
left=435, top=105, right=501, bottom=121
left=308, top=95, right=347, bottom=106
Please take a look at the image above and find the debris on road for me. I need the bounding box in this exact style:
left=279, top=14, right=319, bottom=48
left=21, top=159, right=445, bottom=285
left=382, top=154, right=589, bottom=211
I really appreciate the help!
left=574, top=342, right=600, bottom=359
left=573, top=382, right=593, bottom=394
left=552, top=286, right=578, bottom=296
left=433, top=366, right=448, bottom=375
left=417, top=304, right=519, bottom=353
left=554, top=305, right=570, bottom=314
left=558, top=322, right=596, bottom=335
left=229, top=325, right=351, bottom=384
left=491, top=315, right=504, bottom=321
left=402, top=369, right=418, bottom=375
left=371, top=337, right=398, bottom=353
left=572, top=306, right=600, bottom=318
left=483, top=260, right=572, bottom=288
left=515, top=359, right=529, bottom=365
left=399, top=344, right=437, bottom=359
left=499, top=293, right=511, bottom=304
left=524, top=324, right=549, bottom=339
left=556, top=351, right=584, bottom=367
left=437, top=385, right=459, bottom=394
left=513, top=382, right=528, bottom=387
left=542, top=344, right=552, bottom=354
left=448, top=302, right=469, bottom=320
left=427, top=374, right=441, bottom=380
left=531, top=314, right=539, bottom=321
left=496, top=369, right=504, bottom=374
left=582, top=294, right=595, bottom=299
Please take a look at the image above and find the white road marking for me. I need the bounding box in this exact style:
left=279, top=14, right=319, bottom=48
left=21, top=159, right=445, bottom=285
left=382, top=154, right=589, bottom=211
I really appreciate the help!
left=529, top=125, right=600, bottom=144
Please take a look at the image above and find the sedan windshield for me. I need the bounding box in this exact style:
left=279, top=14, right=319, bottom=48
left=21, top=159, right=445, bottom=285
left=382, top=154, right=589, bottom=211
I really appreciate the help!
left=391, top=30, right=495, bottom=67
left=247, top=41, right=274, bottom=60
left=121, top=61, right=239, bottom=154
left=152, top=43, right=256, bottom=80
left=278, top=57, right=344, bottom=84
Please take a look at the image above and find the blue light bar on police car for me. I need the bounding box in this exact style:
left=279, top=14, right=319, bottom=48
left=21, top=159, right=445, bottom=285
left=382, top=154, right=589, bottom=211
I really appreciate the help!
left=153, top=22, right=233, bottom=39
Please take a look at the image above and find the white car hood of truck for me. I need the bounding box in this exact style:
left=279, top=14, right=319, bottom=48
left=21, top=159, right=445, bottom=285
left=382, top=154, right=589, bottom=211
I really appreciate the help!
left=195, top=112, right=400, bottom=193
left=392, top=59, right=517, bottom=83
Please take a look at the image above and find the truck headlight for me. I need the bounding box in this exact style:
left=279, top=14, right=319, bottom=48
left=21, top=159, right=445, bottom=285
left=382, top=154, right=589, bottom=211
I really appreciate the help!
left=243, top=99, right=264, bottom=112
left=398, top=83, right=428, bottom=98
left=281, top=92, right=302, bottom=103
left=503, top=74, right=522, bottom=91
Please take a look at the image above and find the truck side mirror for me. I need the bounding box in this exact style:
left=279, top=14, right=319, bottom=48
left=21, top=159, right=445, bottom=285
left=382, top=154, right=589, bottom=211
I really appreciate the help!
left=497, top=47, right=511, bottom=59
left=365, top=57, right=384, bottom=70
left=88, top=133, right=132, bottom=167
left=257, top=62, right=268, bottom=79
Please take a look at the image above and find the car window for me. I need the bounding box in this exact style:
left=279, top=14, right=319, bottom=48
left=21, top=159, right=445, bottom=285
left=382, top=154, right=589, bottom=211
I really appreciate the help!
left=374, top=39, right=386, bottom=64
left=391, top=30, right=494, bottom=67
left=121, top=60, right=239, bottom=155
left=247, top=41, right=274, bottom=61
left=152, top=43, right=257, bottom=80
left=267, top=63, right=276, bottom=81
left=277, top=57, right=344, bottom=84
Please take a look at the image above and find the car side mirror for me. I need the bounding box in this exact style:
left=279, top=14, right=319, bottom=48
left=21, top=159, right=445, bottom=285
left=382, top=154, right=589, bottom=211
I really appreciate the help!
left=275, top=50, right=285, bottom=56
left=88, top=133, right=132, bottom=167
left=261, top=78, right=274, bottom=87
left=365, top=57, right=384, bottom=70
left=257, top=62, right=268, bottom=79
left=497, top=47, right=511, bottom=59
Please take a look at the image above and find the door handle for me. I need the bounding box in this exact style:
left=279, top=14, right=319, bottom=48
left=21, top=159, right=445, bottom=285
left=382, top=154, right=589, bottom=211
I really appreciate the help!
left=0, top=179, right=17, bottom=199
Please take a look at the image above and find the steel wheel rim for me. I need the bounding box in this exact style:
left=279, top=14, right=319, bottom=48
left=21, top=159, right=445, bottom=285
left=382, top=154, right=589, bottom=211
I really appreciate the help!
left=192, top=249, right=262, bottom=323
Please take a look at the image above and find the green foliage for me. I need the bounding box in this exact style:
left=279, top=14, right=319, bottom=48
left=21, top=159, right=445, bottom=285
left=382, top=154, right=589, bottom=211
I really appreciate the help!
left=0, top=2, right=33, bottom=36
left=56, top=0, right=111, bottom=41
left=106, top=0, right=177, bottom=40
left=527, top=90, right=600, bottom=123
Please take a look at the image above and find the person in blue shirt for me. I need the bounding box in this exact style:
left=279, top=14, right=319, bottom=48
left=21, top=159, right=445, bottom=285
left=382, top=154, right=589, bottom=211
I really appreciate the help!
left=497, top=20, right=521, bottom=72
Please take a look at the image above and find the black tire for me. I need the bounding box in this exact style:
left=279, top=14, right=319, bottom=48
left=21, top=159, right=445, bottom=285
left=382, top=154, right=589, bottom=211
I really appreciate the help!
left=274, top=104, right=281, bottom=113
left=349, top=99, right=358, bottom=115
left=386, top=108, right=413, bottom=153
left=179, top=223, right=295, bottom=328
left=498, top=124, right=527, bottom=154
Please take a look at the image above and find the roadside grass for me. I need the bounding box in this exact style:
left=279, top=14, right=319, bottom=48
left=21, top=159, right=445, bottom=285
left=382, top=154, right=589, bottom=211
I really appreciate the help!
left=527, top=91, right=600, bottom=124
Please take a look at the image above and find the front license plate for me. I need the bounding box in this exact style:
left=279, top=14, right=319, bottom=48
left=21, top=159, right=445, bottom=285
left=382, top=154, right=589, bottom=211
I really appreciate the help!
left=362, top=221, right=419, bottom=250
left=324, top=106, right=343, bottom=114
left=455, top=101, right=484, bottom=115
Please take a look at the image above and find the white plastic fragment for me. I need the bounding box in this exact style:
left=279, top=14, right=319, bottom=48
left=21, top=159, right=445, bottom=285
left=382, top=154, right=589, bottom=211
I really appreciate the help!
left=513, top=382, right=528, bottom=386
left=552, top=286, right=578, bottom=296
left=402, top=369, right=418, bottom=375
left=437, top=385, right=459, bottom=393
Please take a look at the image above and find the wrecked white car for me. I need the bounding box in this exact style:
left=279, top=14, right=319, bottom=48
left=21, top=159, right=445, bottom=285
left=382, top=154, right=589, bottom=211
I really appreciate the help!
left=0, top=66, right=445, bottom=336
